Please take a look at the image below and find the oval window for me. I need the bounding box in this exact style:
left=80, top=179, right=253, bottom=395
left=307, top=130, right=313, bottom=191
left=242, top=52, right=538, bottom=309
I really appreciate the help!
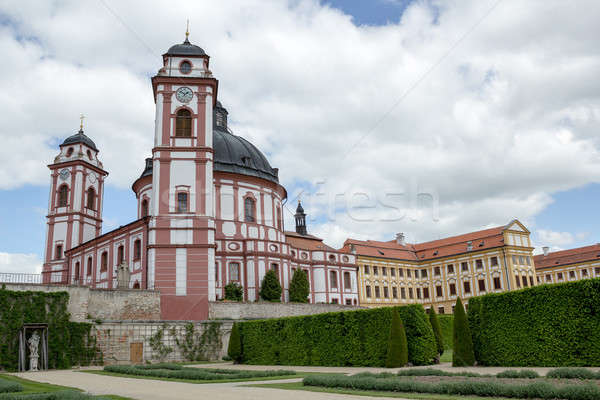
left=180, top=61, right=192, bottom=74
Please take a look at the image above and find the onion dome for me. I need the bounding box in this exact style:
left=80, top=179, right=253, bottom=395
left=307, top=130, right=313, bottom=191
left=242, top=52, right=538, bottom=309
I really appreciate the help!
left=61, top=128, right=98, bottom=151
left=139, top=158, right=153, bottom=179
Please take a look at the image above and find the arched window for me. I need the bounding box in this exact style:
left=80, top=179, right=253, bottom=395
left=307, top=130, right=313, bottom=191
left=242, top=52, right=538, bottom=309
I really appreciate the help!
left=55, top=244, right=63, bottom=260
left=58, top=185, right=69, bottom=207
left=87, top=150, right=93, bottom=160
left=141, top=199, right=149, bottom=217
left=66, top=147, right=73, bottom=157
left=133, top=281, right=140, bottom=289
left=133, top=239, right=141, bottom=261
left=74, top=262, right=80, bottom=283
left=117, top=245, right=124, bottom=265
left=100, top=251, right=108, bottom=272
left=276, top=207, right=282, bottom=231
left=175, top=109, right=192, bottom=137
left=244, top=197, right=255, bottom=222
left=87, top=257, right=93, bottom=276
left=229, top=262, right=240, bottom=282
left=86, top=187, right=95, bottom=210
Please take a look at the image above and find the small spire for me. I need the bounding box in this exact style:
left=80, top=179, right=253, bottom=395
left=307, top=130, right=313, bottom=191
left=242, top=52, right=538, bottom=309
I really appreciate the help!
left=79, top=114, right=85, bottom=132
left=184, top=19, right=190, bottom=43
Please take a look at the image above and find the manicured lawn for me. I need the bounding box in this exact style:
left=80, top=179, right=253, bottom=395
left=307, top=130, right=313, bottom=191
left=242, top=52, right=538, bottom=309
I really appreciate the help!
left=440, top=349, right=453, bottom=363
left=247, top=381, right=512, bottom=400
left=0, top=374, right=132, bottom=399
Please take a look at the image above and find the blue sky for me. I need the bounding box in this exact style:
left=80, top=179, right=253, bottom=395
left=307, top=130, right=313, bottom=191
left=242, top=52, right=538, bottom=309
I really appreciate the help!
left=1, top=0, right=599, bottom=273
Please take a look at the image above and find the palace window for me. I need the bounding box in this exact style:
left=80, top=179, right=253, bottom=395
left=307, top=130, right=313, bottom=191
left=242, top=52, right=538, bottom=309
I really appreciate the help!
left=276, top=207, right=282, bottom=230
left=476, top=259, right=483, bottom=270
left=569, top=270, right=575, bottom=279
left=438, top=306, right=445, bottom=314
left=407, top=269, right=411, bottom=278
left=401, top=287, right=406, bottom=299
left=100, top=251, right=108, bottom=272
left=175, top=109, right=192, bottom=137
left=434, top=266, right=441, bottom=276
left=345, top=299, right=352, bottom=305
left=421, top=269, right=428, bottom=278
left=449, top=283, right=457, bottom=296
left=373, top=266, right=378, bottom=275
left=58, top=185, right=69, bottom=207
left=177, top=192, right=188, bottom=213
left=74, top=262, right=80, bottom=282
left=364, top=265, right=370, bottom=274
left=408, top=287, right=414, bottom=299
left=331, top=298, right=339, bottom=304
left=512, top=255, right=518, bottom=264
left=117, top=245, right=124, bottom=265
left=463, top=281, right=471, bottom=294
left=382, top=267, right=387, bottom=276
left=557, top=272, right=563, bottom=280
left=390, top=268, right=396, bottom=277
left=515, top=276, right=521, bottom=287
left=383, top=287, right=389, bottom=298
left=271, top=263, right=279, bottom=275
left=493, top=277, right=501, bottom=289
left=398, top=268, right=404, bottom=277
left=141, top=199, right=149, bottom=217
left=529, top=276, right=534, bottom=286
left=595, top=267, right=600, bottom=275
left=229, top=263, right=240, bottom=282
left=133, top=239, right=141, bottom=261
left=375, top=286, right=380, bottom=298
left=478, top=279, right=486, bottom=292
left=436, top=285, right=443, bottom=297
left=86, top=187, right=95, bottom=210
left=526, top=256, right=531, bottom=266
left=416, top=288, right=422, bottom=299
left=545, top=274, right=552, bottom=282
left=447, top=264, right=454, bottom=274
left=490, top=256, right=499, bottom=266
left=423, top=287, right=429, bottom=299
left=461, top=262, right=469, bottom=272
left=329, top=271, right=338, bottom=289
left=343, top=272, right=351, bottom=289
left=519, top=256, right=525, bottom=264
left=366, top=285, right=372, bottom=298
left=87, top=257, right=93, bottom=276
left=522, top=275, right=528, bottom=287
left=582, top=269, right=589, bottom=277
left=55, top=244, right=63, bottom=260
left=244, top=197, right=256, bottom=222
left=392, top=287, right=398, bottom=299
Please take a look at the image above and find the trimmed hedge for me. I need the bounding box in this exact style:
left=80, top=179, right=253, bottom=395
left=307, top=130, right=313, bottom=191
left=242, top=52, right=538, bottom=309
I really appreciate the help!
left=453, top=297, right=475, bottom=367
left=0, top=289, right=100, bottom=371
left=238, top=304, right=437, bottom=366
left=438, top=314, right=454, bottom=350
left=546, top=368, right=600, bottom=380
left=302, top=374, right=600, bottom=400
left=428, top=308, right=444, bottom=355
left=0, top=378, right=22, bottom=394
left=0, top=392, right=111, bottom=399
left=468, top=278, right=600, bottom=367
left=227, top=323, right=242, bottom=362
left=104, top=364, right=295, bottom=380
left=385, top=309, right=408, bottom=367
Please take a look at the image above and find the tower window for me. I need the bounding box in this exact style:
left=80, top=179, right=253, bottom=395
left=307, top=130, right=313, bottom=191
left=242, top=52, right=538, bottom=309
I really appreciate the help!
left=87, top=257, right=93, bottom=276
left=66, top=147, right=73, bottom=157
left=86, top=187, right=95, bottom=210
left=58, top=184, right=69, bottom=207
left=179, top=60, right=192, bottom=74
left=55, top=244, right=63, bottom=260
left=87, top=150, right=93, bottom=160
left=100, top=251, right=108, bottom=272
left=244, top=197, right=256, bottom=222
left=177, top=192, right=188, bottom=213
left=117, top=245, right=124, bottom=265
left=133, top=239, right=141, bottom=261
left=141, top=199, right=149, bottom=217
left=276, top=207, right=282, bottom=230
left=175, top=109, right=192, bottom=137
left=74, top=262, right=80, bottom=282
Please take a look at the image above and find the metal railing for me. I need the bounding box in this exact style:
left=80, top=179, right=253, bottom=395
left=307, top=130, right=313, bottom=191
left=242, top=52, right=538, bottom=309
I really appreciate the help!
left=0, top=273, right=43, bottom=284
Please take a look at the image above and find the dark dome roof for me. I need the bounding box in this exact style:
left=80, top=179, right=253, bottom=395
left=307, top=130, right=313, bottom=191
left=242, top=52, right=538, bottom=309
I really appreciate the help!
left=165, top=38, right=206, bottom=57
left=213, top=127, right=279, bottom=184
left=61, top=129, right=98, bottom=151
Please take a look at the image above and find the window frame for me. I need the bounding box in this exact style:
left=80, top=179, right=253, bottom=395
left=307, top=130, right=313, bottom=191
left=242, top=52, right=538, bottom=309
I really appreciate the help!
left=175, top=108, right=193, bottom=137
left=86, top=187, right=95, bottom=210
left=57, top=184, right=69, bottom=207
left=244, top=195, right=256, bottom=223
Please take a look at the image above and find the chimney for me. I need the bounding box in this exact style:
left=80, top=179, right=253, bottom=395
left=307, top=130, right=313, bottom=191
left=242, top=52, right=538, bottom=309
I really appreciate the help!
left=395, top=233, right=405, bottom=246
left=543, top=246, right=550, bottom=256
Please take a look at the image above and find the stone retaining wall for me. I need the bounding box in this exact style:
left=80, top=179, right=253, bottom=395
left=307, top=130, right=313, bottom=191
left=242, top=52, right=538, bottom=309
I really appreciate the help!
left=208, top=301, right=363, bottom=320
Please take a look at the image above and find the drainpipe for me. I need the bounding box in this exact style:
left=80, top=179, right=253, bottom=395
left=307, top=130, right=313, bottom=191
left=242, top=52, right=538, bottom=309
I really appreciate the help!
left=501, top=247, right=511, bottom=291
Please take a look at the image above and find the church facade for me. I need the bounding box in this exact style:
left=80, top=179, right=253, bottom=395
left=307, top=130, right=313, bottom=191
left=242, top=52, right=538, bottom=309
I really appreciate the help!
left=42, top=35, right=359, bottom=320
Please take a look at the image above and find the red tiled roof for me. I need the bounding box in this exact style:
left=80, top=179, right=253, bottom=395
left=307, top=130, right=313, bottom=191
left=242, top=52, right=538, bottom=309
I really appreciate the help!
left=285, top=231, right=337, bottom=252
left=534, top=244, right=600, bottom=270
left=342, top=225, right=508, bottom=262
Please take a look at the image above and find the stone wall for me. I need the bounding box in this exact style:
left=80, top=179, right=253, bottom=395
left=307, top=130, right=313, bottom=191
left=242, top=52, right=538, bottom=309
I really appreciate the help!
left=1, top=283, right=160, bottom=322
left=94, top=320, right=233, bottom=364
left=208, top=301, right=363, bottom=320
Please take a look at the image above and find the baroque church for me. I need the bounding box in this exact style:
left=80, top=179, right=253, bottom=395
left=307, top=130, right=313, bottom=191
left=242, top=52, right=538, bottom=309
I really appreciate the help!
left=42, top=34, right=359, bottom=320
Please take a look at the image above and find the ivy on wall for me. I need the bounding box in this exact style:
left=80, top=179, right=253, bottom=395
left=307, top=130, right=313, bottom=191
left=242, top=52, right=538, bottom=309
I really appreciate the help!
left=173, top=322, right=223, bottom=362
left=0, top=288, right=100, bottom=371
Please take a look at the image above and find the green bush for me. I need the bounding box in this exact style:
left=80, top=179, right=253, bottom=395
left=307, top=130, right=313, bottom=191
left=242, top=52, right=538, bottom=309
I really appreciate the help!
left=227, top=323, right=242, bottom=363
left=0, top=391, right=113, bottom=399
left=302, top=374, right=600, bottom=400
left=289, top=270, right=310, bottom=303
left=104, top=365, right=295, bottom=380
left=259, top=270, right=282, bottom=302
left=496, top=370, right=540, bottom=379
left=0, top=289, right=100, bottom=371
left=238, top=304, right=436, bottom=367
left=437, top=314, right=454, bottom=350
left=395, top=369, right=488, bottom=377
left=385, top=309, right=408, bottom=368
left=468, top=278, right=600, bottom=367
left=452, top=297, right=475, bottom=367
left=224, top=282, right=243, bottom=302
left=546, top=368, right=600, bottom=380
left=0, top=377, right=22, bottom=393
left=428, top=308, right=444, bottom=356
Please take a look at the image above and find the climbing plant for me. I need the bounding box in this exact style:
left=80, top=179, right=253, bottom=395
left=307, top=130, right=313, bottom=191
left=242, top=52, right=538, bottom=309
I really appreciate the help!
left=148, top=324, right=173, bottom=362
left=173, top=322, right=223, bottom=361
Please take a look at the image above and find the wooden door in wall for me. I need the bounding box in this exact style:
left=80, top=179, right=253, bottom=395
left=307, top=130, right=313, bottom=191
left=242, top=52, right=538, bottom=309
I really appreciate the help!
left=130, top=342, right=143, bottom=364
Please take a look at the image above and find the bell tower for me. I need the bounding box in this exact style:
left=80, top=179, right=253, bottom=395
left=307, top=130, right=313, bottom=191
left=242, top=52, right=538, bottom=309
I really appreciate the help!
left=148, top=30, right=219, bottom=319
left=42, top=118, right=108, bottom=284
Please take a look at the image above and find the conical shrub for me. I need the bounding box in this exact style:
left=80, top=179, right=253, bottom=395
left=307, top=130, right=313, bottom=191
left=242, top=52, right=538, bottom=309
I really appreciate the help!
left=260, top=269, right=282, bottom=301
left=428, top=307, right=445, bottom=356
left=452, top=297, right=475, bottom=366
left=289, top=269, right=310, bottom=303
left=385, top=308, right=408, bottom=368
left=227, top=322, right=242, bottom=363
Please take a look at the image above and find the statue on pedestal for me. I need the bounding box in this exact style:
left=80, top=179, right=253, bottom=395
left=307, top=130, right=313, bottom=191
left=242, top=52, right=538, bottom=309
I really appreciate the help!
left=28, top=330, right=40, bottom=372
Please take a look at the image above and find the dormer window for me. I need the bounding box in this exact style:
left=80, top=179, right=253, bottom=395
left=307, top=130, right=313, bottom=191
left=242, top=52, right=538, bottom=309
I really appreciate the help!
left=175, top=109, right=192, bottom=137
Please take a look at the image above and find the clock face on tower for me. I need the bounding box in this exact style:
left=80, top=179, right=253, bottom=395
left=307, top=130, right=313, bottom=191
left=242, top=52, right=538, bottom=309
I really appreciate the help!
left=59, top=168, right=70, bottom=181
left=176, top=87, right=193, bottom=103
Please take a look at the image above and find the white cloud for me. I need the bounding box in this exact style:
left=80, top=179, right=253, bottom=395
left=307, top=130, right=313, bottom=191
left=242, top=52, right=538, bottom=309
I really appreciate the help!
left=533, top=229, right=589, bottom=252
left=1, top=0, right=600, bottom=247
left=0, top=252, right=42, bottom=274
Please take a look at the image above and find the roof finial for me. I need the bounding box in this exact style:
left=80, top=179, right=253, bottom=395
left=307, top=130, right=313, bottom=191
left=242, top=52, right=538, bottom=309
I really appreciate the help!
left=79, top=114, right=85, bottom=132
left=185, top=19, right=190, bottom=40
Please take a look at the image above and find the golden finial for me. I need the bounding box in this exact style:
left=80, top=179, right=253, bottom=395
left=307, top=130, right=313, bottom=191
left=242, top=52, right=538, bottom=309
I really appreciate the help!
left=185, top=19, right=190, bottom=40
left=79, top=114, right=85, bottom=131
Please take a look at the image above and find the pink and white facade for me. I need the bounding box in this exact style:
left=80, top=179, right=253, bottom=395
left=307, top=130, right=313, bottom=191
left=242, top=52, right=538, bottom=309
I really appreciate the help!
left=42, top=35, right=358, bottom=320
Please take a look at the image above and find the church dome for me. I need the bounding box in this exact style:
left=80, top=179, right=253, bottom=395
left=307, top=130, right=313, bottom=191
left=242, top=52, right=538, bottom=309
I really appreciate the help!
left=61, top=129, right=98, bottom=151
left=165, top=38, right=206, bottom=57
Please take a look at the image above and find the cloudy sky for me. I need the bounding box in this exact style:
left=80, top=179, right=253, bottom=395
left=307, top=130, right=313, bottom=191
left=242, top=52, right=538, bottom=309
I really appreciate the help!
left=1, top=0, right=599, bottom=274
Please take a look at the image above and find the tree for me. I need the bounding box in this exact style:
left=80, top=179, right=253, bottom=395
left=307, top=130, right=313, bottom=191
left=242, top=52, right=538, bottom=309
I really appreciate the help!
left=227, top=323, right=242, bottom=363
left=224, top=282, right=243, bottom=301
left=428, top=307, right=445, bottom=356
left=453, top=297, right=475, bottom=366
left=385, top=309, right=408, bottom=368
left=289, top=269, right=310, bottom=303
left=259, top=269, right=282, bottom=301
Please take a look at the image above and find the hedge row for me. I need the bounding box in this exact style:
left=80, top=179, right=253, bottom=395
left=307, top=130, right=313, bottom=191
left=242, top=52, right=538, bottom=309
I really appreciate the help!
left=0, top=391, right=111, bottom=399
left=0, top=378, right=22, bottom=394
left=238, top=304, right=437, bottom=366
left=0, top=289, right=100, bottom=371
left=104, top=364, right=295, bottom=380
left=437, top=314, right=454, bottom=350
left=302, top=374, right=600, bottom=400
left=468, top=278, right=600, bottom=367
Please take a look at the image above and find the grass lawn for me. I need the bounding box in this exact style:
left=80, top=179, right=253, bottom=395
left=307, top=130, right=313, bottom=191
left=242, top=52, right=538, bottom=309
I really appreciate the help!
left=440, top=349, right=453, bottom=363
left=81, top=369, right=309, bottom=384
left=0, top=374, right=132, bottom=399
left=247, top=381, right=513, bottom=400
